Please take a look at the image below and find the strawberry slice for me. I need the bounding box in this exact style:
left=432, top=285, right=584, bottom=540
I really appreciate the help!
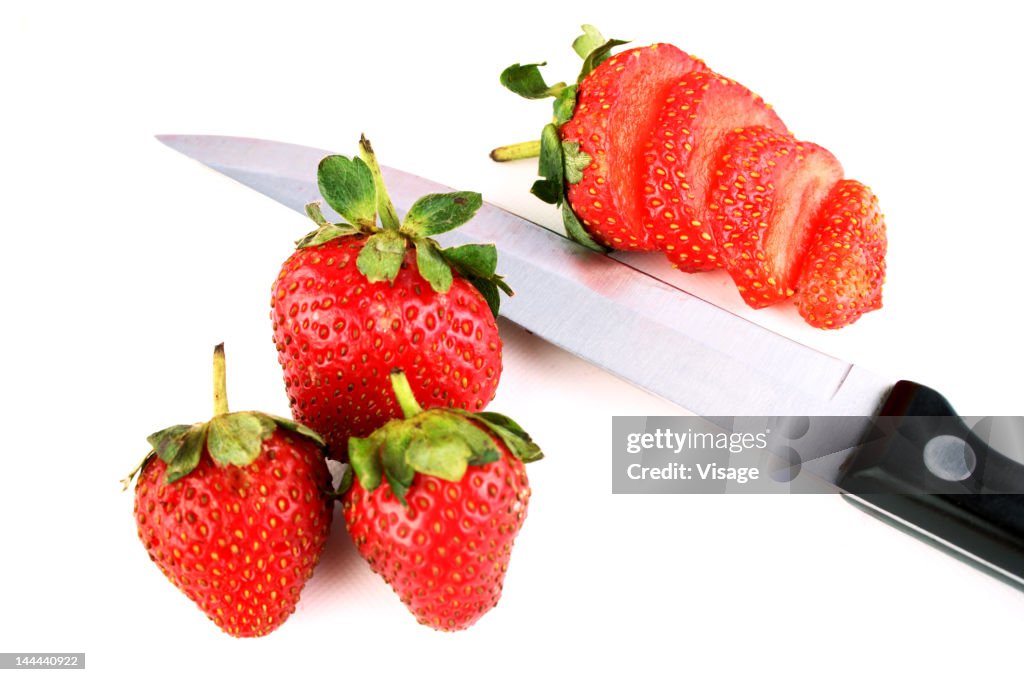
left=642, top=72, right=788, bottom=271
left=795, top=180, right=886, bottom=328
left=709, top=126, right=843, bottom=308
left=561, top=43, right=708, bottom=251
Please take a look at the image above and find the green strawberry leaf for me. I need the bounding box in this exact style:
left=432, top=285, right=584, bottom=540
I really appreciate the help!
left=121, top=451, right=157, bottom=491
left=357, top=231, right=408, bottom=284
left=382, top=426, right=416, bottom=506
left=572, top=24, right=606, bottom=59
left=472, top=279, right=501, bottom=319
left=207, top=411, right=275, bottom=467
left=349, top=434, right=383, bottom=492
left=358, top=135, right=401, bottom=230
left=577, top=37, right=630, bottom=82
left=427, top=413, right=501, bottom=464
left=553, top=84, right=578, bottom=126
left=401, top=192, right=483, bottom=237
left=317, top=155, right=377, bottom=228
left=166, top=426, right=208, bottom=484
left=295, top=224, right=363, bottom=249
left=271, top=415, right=326, bottom=447
left=305, top=202, right=331, bottom=227
left=443, top=243, right=498, bottom=278
left=467, top=449, right=500, bottom=467
left=499, top=62, right=566, bottom=100
left=530, top=123, right=564, bottom=206
left=384, top=469, right=412, bottom=506
left=414, top=238, right=454, bottom=293
left=530, top=178, right=561, bottom=206
left=147, top=424, right=193, bottom=463
left=465, top=412, right=544, bottom=464
left=442, top=243, right=512, bottom=317
left=147, top=422, right=210, bottom=483
left=561, top=201, right=608, bottom=253
left=298, top=203, right=363, bottom=248
left=336, top=465, right=354, bottom=496
left=156, top=423, right=209, bottom=484
left=406, top=434, right=473, bottom=482
left=475, top=411, right=532, bottom=440
left=562, top=141, right=592, bottom=185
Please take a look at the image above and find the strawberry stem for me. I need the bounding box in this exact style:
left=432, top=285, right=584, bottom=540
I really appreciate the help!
left=490, top=140, right=541, bottom=162
left=359, top=134, right=401, bottom=230
left=389, top=369, right=422, bottom=419
left=213, top=343, right=229, bottom=417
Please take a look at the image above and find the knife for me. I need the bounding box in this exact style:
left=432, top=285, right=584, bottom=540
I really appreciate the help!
left=157, top=134, right=1024, bottom=591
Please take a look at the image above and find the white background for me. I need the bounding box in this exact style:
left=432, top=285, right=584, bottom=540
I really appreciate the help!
left=2, top=1, right=1022, bottom=679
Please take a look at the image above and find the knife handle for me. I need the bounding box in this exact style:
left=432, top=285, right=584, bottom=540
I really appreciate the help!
left=838, top=380, right=1024, bottom=589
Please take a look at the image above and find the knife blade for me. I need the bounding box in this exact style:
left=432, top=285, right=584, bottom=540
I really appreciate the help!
left=156, top=134, right=1024, bottom=589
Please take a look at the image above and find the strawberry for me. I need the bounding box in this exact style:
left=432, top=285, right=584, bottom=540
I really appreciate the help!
left=496, top=27, right=887, bottom=328
left=123, top=344, right=332, bottom=638
left=495, top=25, right=707, bottom=252
left=642, top=71, right=788, bottom=271
left=708, top=126, right=843, bottom=308
left=795, top=180, right=887, bottom=328
left=272, top=137, right=511, bottom=459
left=341, top=369, right=542, bottom=631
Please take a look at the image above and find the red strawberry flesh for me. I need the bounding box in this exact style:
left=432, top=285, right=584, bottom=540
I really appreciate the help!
left=709, top=126, right=843, bottom=308
left=796, top=179, right=886, bottom=329
left=644, top=71, right=787, bottom=271
left=562, top=43, right=708, bottom=250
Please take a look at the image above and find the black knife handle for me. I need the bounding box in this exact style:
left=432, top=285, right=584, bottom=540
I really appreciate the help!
left=838, top=380, right=1024, bottom=589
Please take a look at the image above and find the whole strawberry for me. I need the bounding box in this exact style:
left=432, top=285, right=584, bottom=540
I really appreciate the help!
left=272, top=137, right=510, bottom=459
left=341, top=369, right=542, bottom=631
left=123, top=344, right=332, bottom=638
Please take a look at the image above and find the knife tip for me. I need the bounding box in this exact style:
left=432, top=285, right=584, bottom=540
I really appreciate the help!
left=155, top=134, right=203, bottom=156
left=154, top=133, right=179, bottom=149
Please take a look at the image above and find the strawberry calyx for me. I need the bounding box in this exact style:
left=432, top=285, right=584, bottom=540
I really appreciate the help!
left=343, top=369, right=543, bottom=505
left=492, top=24, right=629, bottom=253
left=497, top=24, right=628, bottom=116
left=121, top=344, right=325, bottom=489
left=295, top=136, right=512, bottom=317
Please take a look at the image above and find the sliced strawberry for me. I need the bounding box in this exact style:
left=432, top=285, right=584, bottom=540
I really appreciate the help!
left=709, top=126, right=843, bottom=308
left=642, top=72, right=788, bottom=271
left=795, top=180, right=886, bottom=328
left=561, top=43, right=708, bottom=251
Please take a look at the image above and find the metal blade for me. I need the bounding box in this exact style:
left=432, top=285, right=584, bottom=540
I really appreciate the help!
left=156, top=134, right=893, bottom=483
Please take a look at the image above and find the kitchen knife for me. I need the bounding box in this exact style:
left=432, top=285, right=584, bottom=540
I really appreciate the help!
left=157, top=134, right=1024, bottom=590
